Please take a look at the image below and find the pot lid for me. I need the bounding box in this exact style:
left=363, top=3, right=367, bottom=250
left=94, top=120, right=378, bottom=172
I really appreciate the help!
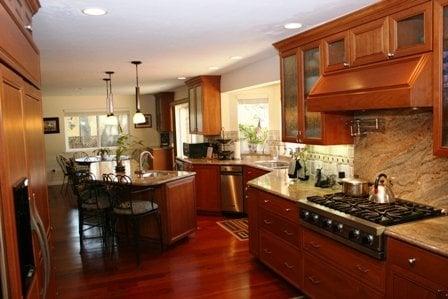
left=341, top=177, right=368, bottom=185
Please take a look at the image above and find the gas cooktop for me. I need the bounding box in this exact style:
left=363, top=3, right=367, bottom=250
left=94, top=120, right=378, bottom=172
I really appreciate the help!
left=298, top=193, right=444, bottom=259
left=306, top=193, right=443, bottom=226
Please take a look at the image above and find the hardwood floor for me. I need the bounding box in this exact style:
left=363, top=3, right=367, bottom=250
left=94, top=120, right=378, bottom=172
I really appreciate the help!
left=49, top=186, right=302, bottom=298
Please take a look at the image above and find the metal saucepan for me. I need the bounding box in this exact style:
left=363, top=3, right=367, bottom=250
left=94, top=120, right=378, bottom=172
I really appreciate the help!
left=341, top=177, right=370, bottom=197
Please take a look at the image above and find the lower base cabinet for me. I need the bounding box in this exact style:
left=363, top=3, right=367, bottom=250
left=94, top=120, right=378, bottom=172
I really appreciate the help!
left=259, top=230, right=301, bottom=288
left=303, top=252, right=384, bottom=299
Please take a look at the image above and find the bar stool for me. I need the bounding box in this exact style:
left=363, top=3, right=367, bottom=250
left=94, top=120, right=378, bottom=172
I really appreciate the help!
left=107, top=174, right=163, bottom=264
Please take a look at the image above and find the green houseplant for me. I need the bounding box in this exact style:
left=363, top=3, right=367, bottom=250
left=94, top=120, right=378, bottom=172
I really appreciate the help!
left=94, top=148, right=110, bottom=161
left=239, top=124, right=268, bottom=153
left=114, top=126, right=146, bottom=172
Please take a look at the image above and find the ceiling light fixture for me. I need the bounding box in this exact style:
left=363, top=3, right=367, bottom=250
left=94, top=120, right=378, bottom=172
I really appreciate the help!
left=177, top=76, right=187, bottom=80
left=131, top=61, right=146, bottom=125
left=229, top=56, right=243, bottom=60
left=82, top=8, right=107, bottom=16
left=209, top=66, right=219, bottom=70
left=284, top=22, right=303, bottom=29
left=105, top=71, right=115, bottom=116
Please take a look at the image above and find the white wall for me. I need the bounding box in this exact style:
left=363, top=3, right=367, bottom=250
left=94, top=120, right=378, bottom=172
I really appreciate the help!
left=220, top=55, right=280, bottom=93
left=43, top=94, right=159, bottom=185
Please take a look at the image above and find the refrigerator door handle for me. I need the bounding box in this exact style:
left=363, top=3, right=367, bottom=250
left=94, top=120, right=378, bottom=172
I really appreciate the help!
left=30, top=194, right=50, bottom=299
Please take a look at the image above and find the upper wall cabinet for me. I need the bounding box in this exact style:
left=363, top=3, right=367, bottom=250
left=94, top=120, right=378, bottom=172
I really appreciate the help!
left=185, top=76, right=221, bottom=136
left=281, top=49, right=299, bottom=142
left=349, top=17, right=390, bottom=67
left=434, top=0, right=448, bottom=157
left=323, top=31, right=350, bottom=72
left=389, top=2, right=432, bottom=59
left=155, top=92, right=174, bottom=132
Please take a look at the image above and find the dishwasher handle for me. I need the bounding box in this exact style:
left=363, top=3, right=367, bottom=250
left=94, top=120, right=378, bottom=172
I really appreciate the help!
left=221, top=172, right=243, bottom=176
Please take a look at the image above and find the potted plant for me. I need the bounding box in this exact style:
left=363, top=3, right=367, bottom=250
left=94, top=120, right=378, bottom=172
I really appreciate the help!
left=114, top=126, right=146, bottom=173
left=94, top=148, right=110, bottom=161
left=239, top=124, right=268, bottom=153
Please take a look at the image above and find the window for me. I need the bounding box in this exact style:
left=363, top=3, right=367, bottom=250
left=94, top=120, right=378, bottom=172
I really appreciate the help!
left=174, top=102, right=203, bottom=157
left=237, top=98, right=269, bottom=128
left=64, top=113, right=129, bottom=151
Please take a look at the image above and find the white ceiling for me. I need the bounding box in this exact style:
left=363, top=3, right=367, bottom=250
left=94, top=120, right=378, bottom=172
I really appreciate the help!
left=34, top=0, right=377, bottom=96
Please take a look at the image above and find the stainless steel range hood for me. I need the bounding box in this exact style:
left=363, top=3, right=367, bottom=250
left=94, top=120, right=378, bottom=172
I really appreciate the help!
left=307, top=54, right=433, bottom=112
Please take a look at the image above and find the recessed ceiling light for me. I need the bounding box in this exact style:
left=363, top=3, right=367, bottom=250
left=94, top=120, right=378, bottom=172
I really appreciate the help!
left=82, top=8, right=107, bottom=16
left=229, top=56, right=243, bottom=60
left=209, top=66, right=219, bottom=70
left=284, top=22, right=303, bottom=29
left=177, top=76, right=186, bottom=80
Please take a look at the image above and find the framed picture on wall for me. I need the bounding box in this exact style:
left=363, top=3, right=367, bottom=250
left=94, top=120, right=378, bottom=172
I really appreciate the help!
left=134, top=114, right=152, bottom=129
left=43, top=117, right=60, bottom=134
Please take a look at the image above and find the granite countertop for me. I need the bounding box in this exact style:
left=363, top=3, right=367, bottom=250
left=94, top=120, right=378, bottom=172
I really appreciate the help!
left=89, top=160, right=195, bottom=186
left=385, top=216, right=448, bottom=258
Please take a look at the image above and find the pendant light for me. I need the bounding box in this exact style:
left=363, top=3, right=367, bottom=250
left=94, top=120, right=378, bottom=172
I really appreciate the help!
left=105, top=71, right=115, bottom=116
left=131, top=61, right=146, bottom=124
left=103, top=77, right=111, bottom=115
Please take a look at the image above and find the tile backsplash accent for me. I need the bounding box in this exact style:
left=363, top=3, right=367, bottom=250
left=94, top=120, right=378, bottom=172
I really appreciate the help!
left=354, top=109, right=448, bottom=209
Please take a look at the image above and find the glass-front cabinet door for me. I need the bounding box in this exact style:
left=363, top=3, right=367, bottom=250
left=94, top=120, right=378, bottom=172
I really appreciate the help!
left=389, top=2, right=432, bottom=58
left=434, top=0, right=448, bottom=156
left=300, top=42, right=323, bottom=143
left=195, top=85, right=203, bottom=134
left=188, top=87, right=197, bottom=133
left=323, top=31, right=350, bottom=73
left=281, top=50, right=299, bottom=142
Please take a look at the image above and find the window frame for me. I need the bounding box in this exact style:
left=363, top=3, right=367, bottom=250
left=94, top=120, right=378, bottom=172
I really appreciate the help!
left=64, top=111, right=130, bottom=152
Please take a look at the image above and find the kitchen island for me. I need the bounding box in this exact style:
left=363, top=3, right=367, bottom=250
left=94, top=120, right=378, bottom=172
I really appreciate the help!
left=89, top=160, right=197, bottom=247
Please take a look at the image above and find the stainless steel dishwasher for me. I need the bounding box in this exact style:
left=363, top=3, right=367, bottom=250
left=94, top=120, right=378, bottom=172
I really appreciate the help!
left=220, top=165, right=243, bottom=213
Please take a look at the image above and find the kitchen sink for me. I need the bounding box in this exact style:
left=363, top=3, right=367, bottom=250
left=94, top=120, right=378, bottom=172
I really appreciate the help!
left=139, top=171, right=171, bottom=178
left=254, top=160, right=289, bottom=169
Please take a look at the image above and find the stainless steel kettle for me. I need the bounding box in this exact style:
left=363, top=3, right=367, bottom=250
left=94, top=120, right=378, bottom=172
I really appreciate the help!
left=369, top=173, right=395, bottom=204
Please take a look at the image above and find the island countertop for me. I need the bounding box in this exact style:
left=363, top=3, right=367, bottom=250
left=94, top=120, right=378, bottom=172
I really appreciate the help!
left=88, top=160, right=195, bottom=186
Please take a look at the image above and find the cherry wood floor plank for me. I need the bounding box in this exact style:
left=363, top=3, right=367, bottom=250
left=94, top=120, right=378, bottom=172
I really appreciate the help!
left=49, top=186, right=301, bottom=298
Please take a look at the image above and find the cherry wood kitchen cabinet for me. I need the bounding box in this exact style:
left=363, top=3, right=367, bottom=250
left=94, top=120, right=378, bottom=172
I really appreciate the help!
left=323, top=31, right=350, bottom=73
left=155, top=92, right=174, bottom=132
left=386, top=237, right=448, bottom=299
left=192, top=164, right=221, bottom=213
left=247, top=186, right=302, bottom=288
left=185, top=76, right=221, bottom=135
left=150, top=147, right=174, bottom=170
left=434, top=0, right=448, bottom=157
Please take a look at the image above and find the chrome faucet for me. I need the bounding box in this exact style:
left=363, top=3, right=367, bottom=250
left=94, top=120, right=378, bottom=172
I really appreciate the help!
left=138, top=150, right=154, bottom=174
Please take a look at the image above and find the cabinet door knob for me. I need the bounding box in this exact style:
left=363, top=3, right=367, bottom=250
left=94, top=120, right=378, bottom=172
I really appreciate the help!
left=408, top=257, right=416, bottom=265
left=343, top=62, right=350, bottom=67
left=283, top=262, right=295, bottom=269
left=285, top=208, right=291, bottom=212
left=263, top=199, right=270, bottom=203
left=387, top=52, right=395, bottom=59
left=309, top=241, right=320, bottom=249
left=356, top=264, right=370, bottom=273
left=263, top=248, right=272, bottom=254
left=283, top=229, right=293, bottom=236
left=307, top=276, right=320, bottom=284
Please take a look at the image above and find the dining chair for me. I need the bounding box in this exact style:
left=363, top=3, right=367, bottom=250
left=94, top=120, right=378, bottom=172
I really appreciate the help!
left=56, top=154, right=70, bottom=195
left=71, top=171, right=111, bottom=253
left=107, top=174, right=163, bottom=264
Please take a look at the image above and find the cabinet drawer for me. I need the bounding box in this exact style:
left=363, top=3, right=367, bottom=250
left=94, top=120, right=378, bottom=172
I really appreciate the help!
left=258, top=192, right=298, bottom=224
left=303, top=252, right=384, bottom=299
left=259, top=208, right=299, bottom=247
left=388, top=237, right=448, bottom=287
left=259, top=230, right=301, bottom=288
left=303, top=228, right=386, bottom=292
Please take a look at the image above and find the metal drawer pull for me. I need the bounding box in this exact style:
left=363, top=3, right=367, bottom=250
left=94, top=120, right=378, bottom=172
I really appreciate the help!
left=283, top=229, right=293, bottom=236
left=264, top=199, right=270, bottom=203
left=285, top=208, right=291, bottom=212
left=307, top=276, right=320, bottom=284
left=284, top=262, right=295, bottom=269
left=356, top=264, right=370, bottom=273
left=408, top=257, right=416, bottom=266
left=263, top=219, right=272, bottom=225
left=309, top=241, right=320, bottom=249
left=263, top=248, right=272, bottom=254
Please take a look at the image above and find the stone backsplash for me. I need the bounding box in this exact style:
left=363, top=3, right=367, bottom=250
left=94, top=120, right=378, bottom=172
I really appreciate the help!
left=354, top=109, right=448, bottom=209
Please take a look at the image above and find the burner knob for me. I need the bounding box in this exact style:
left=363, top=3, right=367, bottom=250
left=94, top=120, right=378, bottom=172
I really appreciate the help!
left=335, top=223, right=344, bottom=232
left=365, top=234, right=374, bottom=245
left=302, top=211, right=310, bottom=220
left=352, top=229, right=361, bottom=240
left=325, top=219, right=333, bottom=228
left=312, top=214, right=319, bottom=223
